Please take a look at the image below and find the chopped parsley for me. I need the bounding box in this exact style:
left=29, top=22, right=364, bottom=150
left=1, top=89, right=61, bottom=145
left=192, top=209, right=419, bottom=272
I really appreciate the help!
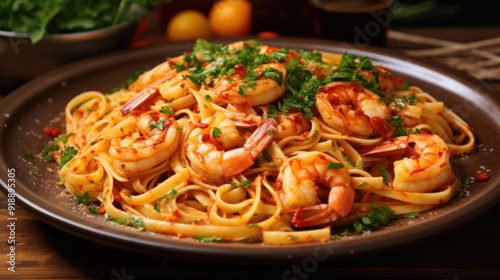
left=56, top=132, right=74, bottom=144
left=353, top=205, right=397, bottom=233
left=153, top=202, right=161, bottom=213
left=194, top=235, right=224, bottom=243
left=88, top=205, right=99, bottom=214
left=211, top=127, right=222, bottom=138
left=110, top=215, right=145, bottom=229
left=357, top=182, right=369, bottom=188
left=379, top=164, right=390, bottom=185
left=326, top=53, right=383, bottom=97
left=267, top=104, right=278, bottom=118
left=230, top=180, right=251, bottom=189
left=262, top=150, right=272, bottom=162
left=42, top=132, right=74, bottom=162
left=280, top=63, right=322, bottom=120
left=327, top=162, right=345, bottom=170
left=60, top=146, right=77, bottom=168
left=42, top=144, right=58, bottom=161
left=129, top=216, right=145, bottom=228
left=160, top=189, right=178, bottom=200
left=149, top=118, right=168, bottom=131
left=388, top=115, right=407, bottom=137
left=404, top=212, right=420, bottom=218
left=75, top=191, right=91, bottom=205
left=159, top=106, right=174, bottom=115
left=23, top=153, right=35, bottom=159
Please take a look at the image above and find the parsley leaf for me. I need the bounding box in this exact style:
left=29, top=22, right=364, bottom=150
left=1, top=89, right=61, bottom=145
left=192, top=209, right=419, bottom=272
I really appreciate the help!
left=42, top=143, right=59, bottom=162
left=388, top=115, right=408, bottom=137
left=230, top=180, right=251, bottom=188
left=211, top=127, right=222, bottom=138
left=60, top=146, right=77, bottom=168
left=128, top=216, right=145, bottom=228
left=159, top=106, right=174, bottom=115
left=149, top=118, right=168, bottom=131
left=379, top=164, right=390, bottom=185
left=325, top=53, right=383, bottom=97
left=88, top=205, right=99, bottom=214
left=353, top=205, right=396, bottom=233
left=75, top=191, right=91, bottom=205
left=327, top=162, right=345, bottom=170
left=160, top=189, right=178, bottom=200
left=194, top=235, right=224, bottom=243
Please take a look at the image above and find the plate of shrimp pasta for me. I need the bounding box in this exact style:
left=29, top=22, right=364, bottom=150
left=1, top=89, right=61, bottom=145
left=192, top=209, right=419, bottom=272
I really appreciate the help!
left=1, top=38, right=499, bottom=262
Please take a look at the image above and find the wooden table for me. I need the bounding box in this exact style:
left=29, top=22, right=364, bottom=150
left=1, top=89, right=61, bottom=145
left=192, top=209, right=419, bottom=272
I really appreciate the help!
left=1, top=22, right=499, bottom=279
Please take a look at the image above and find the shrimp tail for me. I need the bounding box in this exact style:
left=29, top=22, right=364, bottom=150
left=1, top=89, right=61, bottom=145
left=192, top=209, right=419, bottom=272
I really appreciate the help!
left=222, top=118, right=278, bottom=177
left=120, top=87, right=159, bottom=116
left=120, top=70, right=178, bottom=116
left=370, top=116, right=396, bottom=139
left=290, top=185, right=354, bottom=228
left=361, top=138, right=417, bottom=158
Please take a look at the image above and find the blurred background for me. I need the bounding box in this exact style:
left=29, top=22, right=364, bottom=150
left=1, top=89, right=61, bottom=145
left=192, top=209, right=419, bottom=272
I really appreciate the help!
left=391, top=0, right=499, bottom=27
left=153, top=0, right=499, bottom=40
left=1, top=0, right=499, bottom=94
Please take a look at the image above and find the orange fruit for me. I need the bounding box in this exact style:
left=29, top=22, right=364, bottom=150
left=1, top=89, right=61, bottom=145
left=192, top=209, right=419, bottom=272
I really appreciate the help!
left=208, top=0, right=252, bottom=37
left=166, top=10, right=211, bottom=41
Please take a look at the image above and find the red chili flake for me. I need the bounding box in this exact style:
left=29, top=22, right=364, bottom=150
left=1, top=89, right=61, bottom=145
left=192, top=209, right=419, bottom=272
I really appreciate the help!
left=393, top=77, right=405, bottom=88
left=114, top=193, right=123, bottom=202
left=43, top=126, right=61, bottom=137
left=201, top=133, right=210, bottom=142
left=98, top=205, right=106, bottom=215
left=196, top=123, right=209, bottom=129
left=475, top=171, right=490, bottom=182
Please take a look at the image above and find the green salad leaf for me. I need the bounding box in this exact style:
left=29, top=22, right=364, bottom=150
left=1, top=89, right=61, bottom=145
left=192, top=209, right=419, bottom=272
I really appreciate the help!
left=0, top=0, right=162, bottom=43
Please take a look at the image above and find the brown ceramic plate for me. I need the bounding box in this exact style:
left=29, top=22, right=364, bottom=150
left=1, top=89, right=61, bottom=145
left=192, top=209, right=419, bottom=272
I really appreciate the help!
left=1, top=38, right=499, bottom=264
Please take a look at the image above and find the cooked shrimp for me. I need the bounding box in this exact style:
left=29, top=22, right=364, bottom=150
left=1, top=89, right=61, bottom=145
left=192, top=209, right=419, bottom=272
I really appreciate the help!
left=213, top=63, right=287, bottom=109
left=120, top=52, right=203, bottom=116
left=275, top=112, right=310, bottom=140
left=158, top=70, right=199, bottom=100
left=108, top=111, right=180, bottom=175
left=359, top=65, right=397, bottom=94
left=275, top=151, right=354, bottom=228
left=363, top=134, right=453, bottom=192
left=315, top=81, right=391, bottom=137
left=186, top=112, right=277, bottom=183
left=129, top=55, right=188, bottom=92
left=121, top=69, right=198, bottom=116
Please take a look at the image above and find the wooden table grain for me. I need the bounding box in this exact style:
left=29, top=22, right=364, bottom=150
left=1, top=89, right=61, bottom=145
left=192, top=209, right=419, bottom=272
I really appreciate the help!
left=1, top=23, right=499, bottom=279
